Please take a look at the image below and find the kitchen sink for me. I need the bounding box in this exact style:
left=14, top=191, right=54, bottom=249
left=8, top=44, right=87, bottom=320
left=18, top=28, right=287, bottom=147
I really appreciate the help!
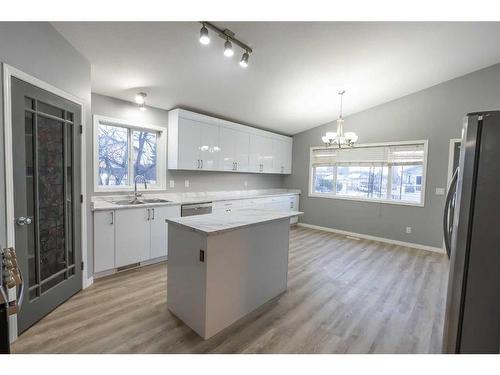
left=112, top=198, right=171, bottom=205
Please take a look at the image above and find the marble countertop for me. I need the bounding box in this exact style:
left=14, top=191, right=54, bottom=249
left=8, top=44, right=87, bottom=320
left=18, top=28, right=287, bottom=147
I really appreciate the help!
left=166, top=209, right=303, bottom=235
left=91, top=188, right=301, bottom=211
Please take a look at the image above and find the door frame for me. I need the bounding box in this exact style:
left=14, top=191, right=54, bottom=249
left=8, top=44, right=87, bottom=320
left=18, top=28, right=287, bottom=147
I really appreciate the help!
left=2, top=63, right=89, bottom=341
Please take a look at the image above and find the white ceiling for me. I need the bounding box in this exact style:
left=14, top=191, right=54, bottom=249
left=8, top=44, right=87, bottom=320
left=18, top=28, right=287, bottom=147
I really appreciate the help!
left=52, top=22, right=500, bottom=135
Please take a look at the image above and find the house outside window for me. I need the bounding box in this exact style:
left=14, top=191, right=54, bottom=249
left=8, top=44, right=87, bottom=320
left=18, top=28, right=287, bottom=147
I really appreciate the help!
left=309, top=141, right=428, bottom=206
left=93, top=115, right=166, bottom=192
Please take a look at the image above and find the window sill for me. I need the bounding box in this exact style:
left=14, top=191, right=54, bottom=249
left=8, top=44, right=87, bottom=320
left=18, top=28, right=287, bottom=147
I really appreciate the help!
left=94, top=185, right=165, bottom=194
left=308, top=192, right=424, bottom=207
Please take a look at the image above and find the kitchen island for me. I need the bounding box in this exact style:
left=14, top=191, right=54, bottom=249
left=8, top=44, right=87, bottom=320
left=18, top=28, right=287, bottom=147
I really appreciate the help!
left=166, top=209, right=302, bottom=339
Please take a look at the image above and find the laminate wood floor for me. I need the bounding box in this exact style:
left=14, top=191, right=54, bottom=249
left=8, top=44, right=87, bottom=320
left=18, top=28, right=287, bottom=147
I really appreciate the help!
left=12, top=226, right=448, bottom=354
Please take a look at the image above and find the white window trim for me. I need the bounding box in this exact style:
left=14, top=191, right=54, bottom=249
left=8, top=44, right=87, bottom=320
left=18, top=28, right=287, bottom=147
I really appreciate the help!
left=308, top=139, right=429, bottom=207
left=93, top=114, right=166, bottom=192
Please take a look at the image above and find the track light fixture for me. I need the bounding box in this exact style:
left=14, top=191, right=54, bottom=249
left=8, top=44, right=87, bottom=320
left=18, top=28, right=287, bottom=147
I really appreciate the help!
left=240, top=51, right=249, bottom=68
left=135, top=92, right=147, bottom=111
left=199, top=23, right=210, bottom=45
left=199, top=22, right=253, bottom=68
left=224, top=39, right=234, bottom=57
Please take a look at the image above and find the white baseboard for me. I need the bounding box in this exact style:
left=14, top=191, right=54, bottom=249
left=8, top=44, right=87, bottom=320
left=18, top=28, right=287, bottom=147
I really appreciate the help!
left=83, top=276, right=94, bottom=289
left=297, top=223, right=445, bottom=254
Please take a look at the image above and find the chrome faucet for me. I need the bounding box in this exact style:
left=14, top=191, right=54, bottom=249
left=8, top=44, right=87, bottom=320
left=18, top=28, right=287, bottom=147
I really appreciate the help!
left=134, top=175, right=147, bottom=201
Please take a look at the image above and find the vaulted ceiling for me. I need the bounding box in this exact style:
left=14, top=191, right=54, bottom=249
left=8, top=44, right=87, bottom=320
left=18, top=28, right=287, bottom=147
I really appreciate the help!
left=53, top=22, right=500, bottom=135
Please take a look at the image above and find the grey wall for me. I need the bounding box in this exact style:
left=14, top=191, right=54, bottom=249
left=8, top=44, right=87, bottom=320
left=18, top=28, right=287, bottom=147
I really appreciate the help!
left=92, top=93, right=285, bottom=195
left=0, top=22, right=92, bottom=276
left=284, top=63, right=500, bottom=249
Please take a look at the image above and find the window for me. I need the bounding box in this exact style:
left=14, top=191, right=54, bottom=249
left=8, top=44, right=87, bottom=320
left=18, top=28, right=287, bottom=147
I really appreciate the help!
left=309, top=141, right=427, bottom=206
left=94, top=115, right=165, bottom=191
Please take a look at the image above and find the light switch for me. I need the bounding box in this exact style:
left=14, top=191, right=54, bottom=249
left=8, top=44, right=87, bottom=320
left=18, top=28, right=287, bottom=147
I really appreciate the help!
left=169, top=180, right=175, bottom=188
left=184, top=180, right=190, bottom=188
left=435, top=187, right=445, bottom=195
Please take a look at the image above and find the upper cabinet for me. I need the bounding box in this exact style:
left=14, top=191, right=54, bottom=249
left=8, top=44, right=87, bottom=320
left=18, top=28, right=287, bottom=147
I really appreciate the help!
left=168, top=109, right=292, bottom=174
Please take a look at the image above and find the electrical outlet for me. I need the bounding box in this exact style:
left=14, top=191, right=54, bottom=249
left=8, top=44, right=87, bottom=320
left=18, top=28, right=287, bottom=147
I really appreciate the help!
left=184, top=180, right=190, bottom=188
left=435, top=187, right=445, bottom=195
left=169, top=180, right=175, bottom=188
left=406, top=226, right=412, bottom=234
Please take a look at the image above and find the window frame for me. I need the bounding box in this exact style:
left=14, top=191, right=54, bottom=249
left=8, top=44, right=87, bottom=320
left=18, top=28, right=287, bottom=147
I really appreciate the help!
left=93, top=114, right=166, bottom=192
left=308, top=140, right=428, bottom=207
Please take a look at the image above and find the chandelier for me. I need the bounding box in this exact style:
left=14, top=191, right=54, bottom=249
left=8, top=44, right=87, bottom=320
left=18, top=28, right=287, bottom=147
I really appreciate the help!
left=322, top=90, right=358, bottom=148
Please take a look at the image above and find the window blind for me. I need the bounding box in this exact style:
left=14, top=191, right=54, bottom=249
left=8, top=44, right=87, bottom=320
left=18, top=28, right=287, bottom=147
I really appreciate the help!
left=311, top=143, right=425, bottom=166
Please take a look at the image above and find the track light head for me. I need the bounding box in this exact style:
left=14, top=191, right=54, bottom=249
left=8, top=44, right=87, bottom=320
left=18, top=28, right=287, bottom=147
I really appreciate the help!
left=224, top=39, right=234, bottom=57
left=240, top=51, right=249, bottom=68
left=199, top=24, right=210, bottom=45
left=135, top=92, right=147, bottom=105
left=139, top=103, right=147, bottom=112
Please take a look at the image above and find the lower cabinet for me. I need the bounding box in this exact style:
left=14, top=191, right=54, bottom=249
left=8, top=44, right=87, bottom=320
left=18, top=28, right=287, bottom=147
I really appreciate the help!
left=93, top=205, right=181, bottom=273
left=150, top=205, right=181, bottom=259
left=115, top=207, right=150, bottom=268
left=93, top=210, right=115, bottom=273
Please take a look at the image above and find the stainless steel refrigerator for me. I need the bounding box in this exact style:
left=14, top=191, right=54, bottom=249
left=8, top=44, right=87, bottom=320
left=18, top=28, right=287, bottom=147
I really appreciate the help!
left=442, top=111, right=500, bottom=354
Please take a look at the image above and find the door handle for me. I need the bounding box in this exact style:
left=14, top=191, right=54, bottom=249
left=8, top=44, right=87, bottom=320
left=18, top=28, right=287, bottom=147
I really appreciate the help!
left=443, top=169, right=459, bottom=258
left=15, top=216, right=32, bottom=226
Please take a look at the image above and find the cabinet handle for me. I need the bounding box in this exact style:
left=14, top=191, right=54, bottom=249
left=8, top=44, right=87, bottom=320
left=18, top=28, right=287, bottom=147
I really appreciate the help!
left=147, top=208, right=150, bottom=221
left=201, top=160, right=203, bottom=169
left=110, top=211, right=114, bottom=225
left=197, top=159, right=200, bottom=169
left=152, top=208, right=155, bottom=220
left=235, top=162, right=238, bottom=171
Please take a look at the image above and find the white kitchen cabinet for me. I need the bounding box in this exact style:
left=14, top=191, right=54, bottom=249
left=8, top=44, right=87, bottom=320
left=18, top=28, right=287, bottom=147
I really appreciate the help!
left=115, top=207, right=150, bottom=268
left=219, top=127, right=249, bottom=172
left=249, top=134, right=274, bottom=173
left=177, top=117, right=202, bottom=170
left=93, top=210, right=115, bottom=273
left=176, top=117, right=220, bottom=171
left=168, top=109, right=292, bottom=174
left=199, top=121, right=220, bottom=171
left=150, top=205, right=181, bottom=259
left=272, top=139, right=293, bottom=174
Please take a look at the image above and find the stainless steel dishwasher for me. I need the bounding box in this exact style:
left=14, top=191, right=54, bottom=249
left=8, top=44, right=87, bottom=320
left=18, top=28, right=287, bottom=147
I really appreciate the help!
left=181, top=202, right=213, bottom=217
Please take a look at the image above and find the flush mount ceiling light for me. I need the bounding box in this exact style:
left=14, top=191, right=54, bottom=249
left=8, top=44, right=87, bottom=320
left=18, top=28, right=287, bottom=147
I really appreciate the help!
left=199, top=21, right=253, bottom=68
left=321, top=90, right=358, bottom=148
left=135, top=92, right=147, bottom=111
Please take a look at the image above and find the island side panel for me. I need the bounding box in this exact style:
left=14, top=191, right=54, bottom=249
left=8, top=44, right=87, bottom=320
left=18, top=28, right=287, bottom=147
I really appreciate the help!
left=204, top=218, right=290, bottom=339
left=167, top=224, right=208, bottom=338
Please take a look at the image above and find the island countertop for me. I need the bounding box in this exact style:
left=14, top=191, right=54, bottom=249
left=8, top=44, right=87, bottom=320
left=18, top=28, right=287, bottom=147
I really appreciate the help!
left=165, top=209, right=302, bottom=235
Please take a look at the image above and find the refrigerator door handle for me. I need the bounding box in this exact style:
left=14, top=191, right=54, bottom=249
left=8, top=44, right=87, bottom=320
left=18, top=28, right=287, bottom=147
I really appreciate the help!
left=444, top=169, right=459, bottom=258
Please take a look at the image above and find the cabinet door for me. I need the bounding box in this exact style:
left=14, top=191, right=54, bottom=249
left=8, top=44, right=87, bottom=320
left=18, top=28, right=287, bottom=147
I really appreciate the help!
left=272, top=139, right=284, bottom=173
left=177, top=117, right=201, bottom=170
left=249, top=134, right=273, bottom=173
left=219, top=127, right=236, bottom=171
left=261, top=136, right=274, bottom=173
left=234, top=130, right=249, bottom=172
left=282, top=141, right=293, bottom=174
left=115, top=208, right=150, bottom=267
left=199, top=122, right=220, bottom=171
left=150, top=205, right=181, bottom=259
left=93, top=210, right=115, bottom=273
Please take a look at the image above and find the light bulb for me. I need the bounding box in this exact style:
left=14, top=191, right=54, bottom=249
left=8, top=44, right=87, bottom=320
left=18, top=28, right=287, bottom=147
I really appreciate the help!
left=224, top=40, right=234, bottom=57
left=240, top=51, right=249, bottom=67
left=199, top=25, right=210, bottom=45
left=135, top=92, right=146, bottom=105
